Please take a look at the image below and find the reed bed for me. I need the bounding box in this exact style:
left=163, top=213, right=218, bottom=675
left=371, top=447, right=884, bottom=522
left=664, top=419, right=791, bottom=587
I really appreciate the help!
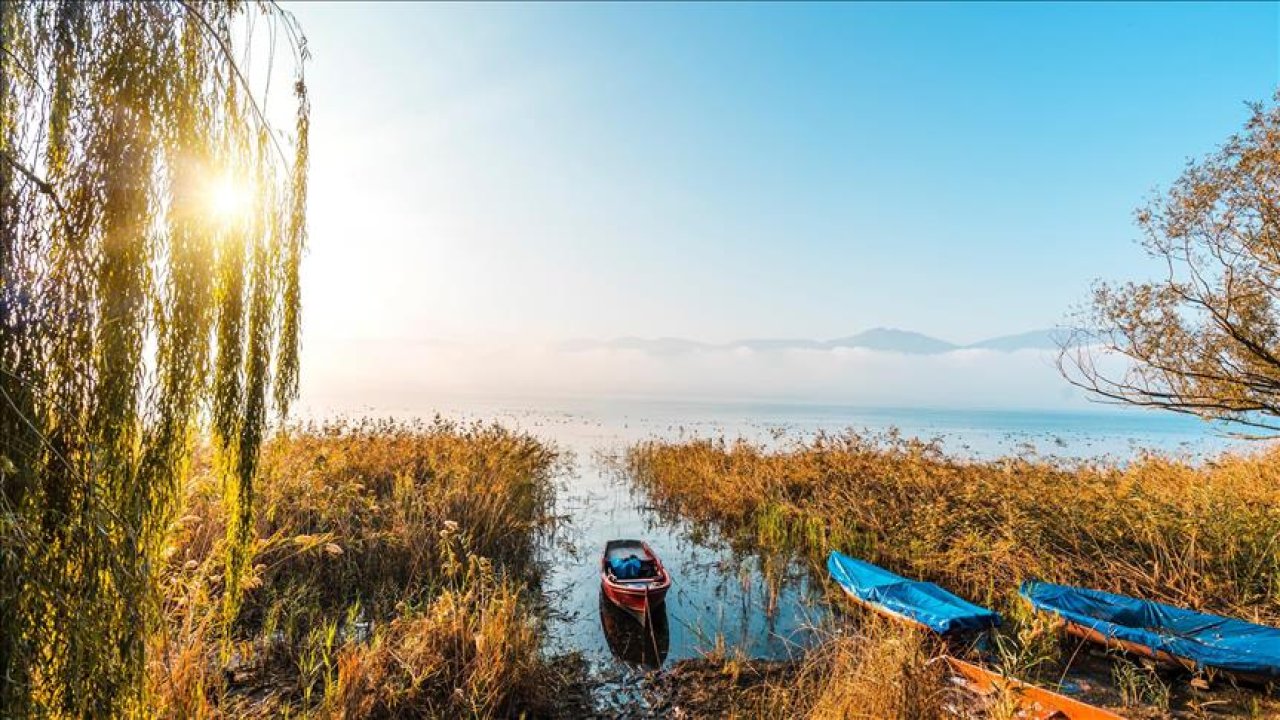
left=769, top=619, right=954, bottom=720
left=628, top=431, right=1280, bottom=621
left=627, top=430, right=1280, bottom=717
left=148, top=418, right=577, bottom=719
left=655, top=619, right=956, bottom=720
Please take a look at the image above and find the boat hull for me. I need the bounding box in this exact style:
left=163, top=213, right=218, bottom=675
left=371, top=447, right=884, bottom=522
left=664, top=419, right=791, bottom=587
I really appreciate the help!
left=946, top=657, right=1124, bottom=720
left=1059, top=620, right=1275, bottom=685
left=1021, top=579, right=1280, bottom=682
left=837, top=586, right=930, bottom=631
left=1061, top=620, right=1189, bottom=669
left=601, top=578, right=669, bottom=616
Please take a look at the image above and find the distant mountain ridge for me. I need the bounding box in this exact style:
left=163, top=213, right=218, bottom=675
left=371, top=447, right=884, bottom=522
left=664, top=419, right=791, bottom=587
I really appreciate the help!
left=826, top=328, right=957, bottom=354
left=966, top=329, right=1062, bottom=351
left=558, top=327, right=1065, bottom=355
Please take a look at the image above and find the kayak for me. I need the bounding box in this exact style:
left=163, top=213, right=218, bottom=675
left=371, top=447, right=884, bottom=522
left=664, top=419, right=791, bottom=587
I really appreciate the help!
left=826, top=551, right=1000, bottom=634
left=946, top=657, right=1124, bottom=720
left=600, top=539, right=671, bottom=618
left=1021, top=580, right=1280, bottom=680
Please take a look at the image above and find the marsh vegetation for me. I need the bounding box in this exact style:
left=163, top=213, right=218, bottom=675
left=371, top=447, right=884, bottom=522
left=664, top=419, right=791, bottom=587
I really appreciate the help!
left=625, top=432, right=1280, bottom=718
left=150, top=419, right=583, bottom=719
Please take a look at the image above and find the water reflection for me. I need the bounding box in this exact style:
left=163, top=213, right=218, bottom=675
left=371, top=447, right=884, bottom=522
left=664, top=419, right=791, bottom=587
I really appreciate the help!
left=599, top=587, right=669, bottom=668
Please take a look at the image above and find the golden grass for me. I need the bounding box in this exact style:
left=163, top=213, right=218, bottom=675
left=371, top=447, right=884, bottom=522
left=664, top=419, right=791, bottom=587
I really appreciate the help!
left=626, top=430, right=1280, bottom=717
left=628, top=431, right=1280, bottom=622
left=148, top=418, right=571, bottom=719
left=324, top=556, right=551, bottom=718
left=795, top=620, right=953, bottom=720
left=661, top=619, right=955, bottom=719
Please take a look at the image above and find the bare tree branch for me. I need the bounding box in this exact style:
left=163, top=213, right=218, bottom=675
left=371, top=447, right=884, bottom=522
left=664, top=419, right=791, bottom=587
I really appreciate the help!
left=1060, top=96, right=1280, bottom=437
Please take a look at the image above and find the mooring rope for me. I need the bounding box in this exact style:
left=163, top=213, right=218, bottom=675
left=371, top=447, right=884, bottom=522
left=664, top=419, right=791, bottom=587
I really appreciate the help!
left=643, top=580, right=662, bottom=666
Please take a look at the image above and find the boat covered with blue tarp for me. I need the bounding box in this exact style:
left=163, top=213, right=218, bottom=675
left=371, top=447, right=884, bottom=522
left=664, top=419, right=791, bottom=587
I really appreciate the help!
left=1021, top=580, right=1280, bottom=679
left=826, top=551, right=1000, bottom=634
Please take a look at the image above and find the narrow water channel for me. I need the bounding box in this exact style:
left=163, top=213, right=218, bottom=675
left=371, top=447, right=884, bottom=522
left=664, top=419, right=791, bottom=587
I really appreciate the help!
left=540, top=436, right=825, bottom=669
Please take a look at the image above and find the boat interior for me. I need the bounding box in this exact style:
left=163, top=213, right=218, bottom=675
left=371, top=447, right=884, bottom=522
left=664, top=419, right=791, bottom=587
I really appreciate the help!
left=604, top=540, right=660, bottom=581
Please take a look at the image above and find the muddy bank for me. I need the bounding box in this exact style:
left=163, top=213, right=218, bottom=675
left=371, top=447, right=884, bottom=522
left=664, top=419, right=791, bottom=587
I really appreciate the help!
left=582, top=658, right=800, bottom=719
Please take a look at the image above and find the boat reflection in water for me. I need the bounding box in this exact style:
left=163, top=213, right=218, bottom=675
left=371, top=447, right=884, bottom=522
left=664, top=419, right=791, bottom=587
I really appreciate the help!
left=599, top=587, right=669, bottom=668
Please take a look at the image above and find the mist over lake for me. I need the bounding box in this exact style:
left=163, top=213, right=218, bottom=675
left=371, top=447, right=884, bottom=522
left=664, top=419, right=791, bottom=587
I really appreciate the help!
left=300, top=337, right=1137, bottom=415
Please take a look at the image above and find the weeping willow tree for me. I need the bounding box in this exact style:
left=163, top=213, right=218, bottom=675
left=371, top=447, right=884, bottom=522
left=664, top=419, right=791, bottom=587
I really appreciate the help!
left=0, top=1, right=308, bottom=715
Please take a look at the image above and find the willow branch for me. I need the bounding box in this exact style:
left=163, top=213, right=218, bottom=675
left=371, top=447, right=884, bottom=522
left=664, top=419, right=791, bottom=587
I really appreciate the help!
left=175, top=0, right=294, bottom=168
left=0, top=150, right=65, bottom=212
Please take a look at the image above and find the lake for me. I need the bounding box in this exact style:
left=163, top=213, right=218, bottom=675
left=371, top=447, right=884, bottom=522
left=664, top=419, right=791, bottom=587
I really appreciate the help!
left=299, top=395, right=1243, bottom=683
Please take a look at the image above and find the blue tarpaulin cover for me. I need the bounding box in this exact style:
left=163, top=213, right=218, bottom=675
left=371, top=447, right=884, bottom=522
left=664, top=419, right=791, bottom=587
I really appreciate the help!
left=1021, top=580, right=1280, bottom=678
left=609, top=556, right=643, bottom=579
left=826, top=551, right=1000, bottom=634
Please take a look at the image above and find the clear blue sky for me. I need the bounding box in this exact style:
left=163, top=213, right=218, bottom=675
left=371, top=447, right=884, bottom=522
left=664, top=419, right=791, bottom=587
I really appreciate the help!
left=290, top=1, right=1279, bottom=346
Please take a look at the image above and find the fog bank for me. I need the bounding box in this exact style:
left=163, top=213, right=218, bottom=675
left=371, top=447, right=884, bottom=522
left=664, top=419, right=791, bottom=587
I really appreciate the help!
left=300, top=339, right=1098, bottom=411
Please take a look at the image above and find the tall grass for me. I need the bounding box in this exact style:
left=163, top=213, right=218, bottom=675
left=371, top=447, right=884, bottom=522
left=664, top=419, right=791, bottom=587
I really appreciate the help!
left=790, top=620, right=953, bottom=720
left=325, top=555, right=552, bottom=718
left=660, top=619, right=956, bottom=719
left=628, top=431, right=1280, bottom=622
left=148, top=418, right=572, bottom=718
left=627, top=431, right=1280, bottom=717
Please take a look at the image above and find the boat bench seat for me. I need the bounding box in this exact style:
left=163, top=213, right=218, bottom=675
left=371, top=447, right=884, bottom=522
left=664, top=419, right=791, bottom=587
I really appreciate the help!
left=613, top=575, right=661, bottom=584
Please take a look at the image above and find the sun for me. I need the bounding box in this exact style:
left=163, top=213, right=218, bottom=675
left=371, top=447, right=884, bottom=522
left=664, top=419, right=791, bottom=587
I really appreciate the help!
left=205, top=171, right=253, bottom=224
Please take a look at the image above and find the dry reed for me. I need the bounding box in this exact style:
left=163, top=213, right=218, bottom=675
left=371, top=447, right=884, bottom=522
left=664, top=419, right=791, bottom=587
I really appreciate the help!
left=148, top=418, right=572, bottom=718
left=627, top=430, right=1280, bottom=717
left=628, top=431, right=1280, bottom=622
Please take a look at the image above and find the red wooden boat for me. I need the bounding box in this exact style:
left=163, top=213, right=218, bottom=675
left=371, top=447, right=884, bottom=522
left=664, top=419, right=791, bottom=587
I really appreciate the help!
left=600, top=539, right=670, bottom=617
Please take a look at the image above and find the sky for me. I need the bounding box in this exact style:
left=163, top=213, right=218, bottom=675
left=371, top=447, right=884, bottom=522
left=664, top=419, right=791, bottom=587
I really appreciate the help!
left=281, top=2, right=1280, bottom=408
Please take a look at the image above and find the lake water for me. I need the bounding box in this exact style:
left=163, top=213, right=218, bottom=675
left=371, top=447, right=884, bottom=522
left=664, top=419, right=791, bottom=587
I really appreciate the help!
left=299, top=395, right=1244, bottom=682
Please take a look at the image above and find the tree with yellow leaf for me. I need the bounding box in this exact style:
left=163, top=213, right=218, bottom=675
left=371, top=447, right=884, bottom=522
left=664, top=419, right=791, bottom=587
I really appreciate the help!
left=0, top=2, right=308, bottom=714
left=1061, top=96, right=1280, bottom=434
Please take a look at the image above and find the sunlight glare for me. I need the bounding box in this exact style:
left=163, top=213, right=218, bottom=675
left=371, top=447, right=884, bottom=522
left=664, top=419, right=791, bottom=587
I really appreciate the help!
left=205, top=172, right=252, bottom=224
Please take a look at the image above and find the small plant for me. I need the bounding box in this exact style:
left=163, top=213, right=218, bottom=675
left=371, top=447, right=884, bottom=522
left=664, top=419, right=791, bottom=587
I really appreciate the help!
left=1112, top=658, right=1170, bottom=710
left=298, top=618, right=339, bottom=707
left=992, top=603, right=1059, bottom=682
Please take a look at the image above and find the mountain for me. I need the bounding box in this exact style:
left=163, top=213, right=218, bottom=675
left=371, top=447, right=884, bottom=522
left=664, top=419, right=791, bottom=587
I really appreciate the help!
left=557, top=328, right=1062, bottom=355
left=965, top=329, right=1063, bottom=352
left=825, top=327, right=957, bottom=354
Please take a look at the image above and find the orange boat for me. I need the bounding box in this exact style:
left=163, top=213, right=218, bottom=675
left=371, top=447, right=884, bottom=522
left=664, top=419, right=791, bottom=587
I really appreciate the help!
left=600, top=539, right=670, bottom=618
left=945, top=657, right=1124, bottom=720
